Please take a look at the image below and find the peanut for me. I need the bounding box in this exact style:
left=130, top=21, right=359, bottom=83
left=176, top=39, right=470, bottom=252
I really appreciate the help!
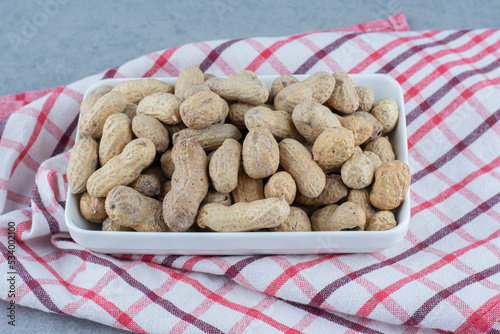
left=136, top=92, right=182, bottom=124
left=274, top=82, right=312, bottom=114
left=292, top=101, right=341, bottom=143
left=295, top=174, right=347, bottom=206
left=102, top=217, right=133, bottom=231
left=301, top=72, right=336, bottom=105
left=231, top=170, right=265, bottom=203
left=79, top=90, right=127, bottom=139
left=312, top=127, right=355, bottom=167
left=112, top=79, right=175, bottom=104
left=228, top=102, right=257, bottom=130
left=105, top=185, right=170, bottom=232
left=310, top=204, right=339, bottom=231
left=209, top=139, right=241, bottom=193
left=351, top=111, right=383, bottom=141
left=172, top=123, right=242, bottom=152
left=328, top=72, right=359, bottom=114
left=279, top=139, right=326, bottom=198
left=312, top=202, right=365, bottom=231
left=80, top=85, right=113, bottom=115
left=338, top=115, right=373, bottom=146
left=274, top=72, right=335, bottom=113
left=205, top=71, right=269, bottom=105
left=370, top=160, right=411, bottom=210
left=129, top=174, right=161, bottom=197
left=268, top=75, right=299, bottom=103
left=244, top=106, right=305, bottom=142
left=341, top=152, right=378, bottom=189
left=99, top=113, right=133, bottom=166
left=175, top=65, right=205, bottom=100
left=264, top=171, right=296, bottom=205
left=366, top=211, right=397, bottom=231
left=331, top=202, right=366, bottom=230
left=355, top=86, right=375, bottom=112
left=163, top=140, right=209, bottom=232
left=270, top=206, right=311, bottom=232
left=67, top=137, right=99, bottom=194
left=80, top=191, right=107, bottom=223
left=347, top=188, right=377, bottom=225
left=183, top=85, right=211, bottom=100
left=160, top=149, right=175, bottom=179
left=371, top=98, right=399, bottom=134
left=180, top=90, right=229, bottom=129
left=201, top=188, right=233, bottom=207
left=87, top=138, right=156, bottom=197
left=132, top=114, right=170, bottom=153
left=242, top=127, right=279, bottom=179
left=364, top=136, right=396, bottom=164
left=197, top=197, right=290, bottom=232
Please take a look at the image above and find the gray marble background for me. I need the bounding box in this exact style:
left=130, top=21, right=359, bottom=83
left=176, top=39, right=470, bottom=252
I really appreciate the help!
left=1, top=0, right=499, bottom=333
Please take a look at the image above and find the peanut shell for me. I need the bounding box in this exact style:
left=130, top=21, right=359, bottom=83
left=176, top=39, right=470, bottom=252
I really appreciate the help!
left=99, top=113, right=133, bottom=166
left=264, top=171, right=296, bottom=205
left=175, top=65, right=205, bottom=101
left=351, top=111, right=383, bottom=141
left=371, top=98, right=399, bottom=134
left=67, top=137, right=99, bottom=194
left=295, top=174, right=348, bottom=206
left=245, top=106, right=305, bottom=142
left=366, top=211, right=397, bottom=231
left=80, top=85, right=113, bottom=115
left=180, top=90, right=229, bottom=129
left=279, top=139, right=326, bottom=198
left=172, top=123, right=242, bottom=152
left=327, top=72, right=359, bottom=114
left=163, top=140, right=209, bottom=232
left=112, top=79, right=174, bottom=104
left=105, top=185, right=170, bottom=232
left=231, top=170, right=265, bottom=203
left=136, top=92, right=182, bottom=124
left=270, top=207, right=312, bottom=232
left=364, top=136, right=396, bottom=164
left=132, top=114, right=170, bottom=153
left=370, top=160, right=411, bottom=210
left=87, top=138, right=156, bottom=197
left=79, top=91, right=127, bottom=139
left=302, top=72, right=336, bottom=105
left=129, top=174, right=161, bottom=197
left=205, top=72, right=269, bottom=105
left=209, top=139, right=242, bottom=193
left=80, top=191, right=107, bottom=223
left=292, top=101, right=341, bottom=143
left=355, top=86, right=375, bottom=112
left=197, top=197, right=290, bottom=232
left=242, top=127, right=279, bottom=179
left=339, top=116, right=373, bottom=146
left=312, top=127, right=355, bottom=167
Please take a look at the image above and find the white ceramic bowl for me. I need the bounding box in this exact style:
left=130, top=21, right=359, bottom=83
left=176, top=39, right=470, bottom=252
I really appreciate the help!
left=65, top=74, right=410, bottom=255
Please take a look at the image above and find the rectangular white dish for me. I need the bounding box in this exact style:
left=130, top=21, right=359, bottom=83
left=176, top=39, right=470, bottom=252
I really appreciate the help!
left=65, top=74, right=410, bottom=255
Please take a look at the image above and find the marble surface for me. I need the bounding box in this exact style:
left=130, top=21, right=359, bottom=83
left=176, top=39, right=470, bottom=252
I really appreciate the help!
left=1, top=0, right=499, bottom=333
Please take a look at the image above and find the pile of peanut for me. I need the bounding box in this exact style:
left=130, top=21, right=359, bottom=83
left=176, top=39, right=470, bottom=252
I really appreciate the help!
left=68, top=67, right=411, bottom=233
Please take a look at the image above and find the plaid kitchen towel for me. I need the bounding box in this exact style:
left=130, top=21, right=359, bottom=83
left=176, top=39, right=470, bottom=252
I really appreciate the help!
left=1, top=11, right=500, bottom=333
